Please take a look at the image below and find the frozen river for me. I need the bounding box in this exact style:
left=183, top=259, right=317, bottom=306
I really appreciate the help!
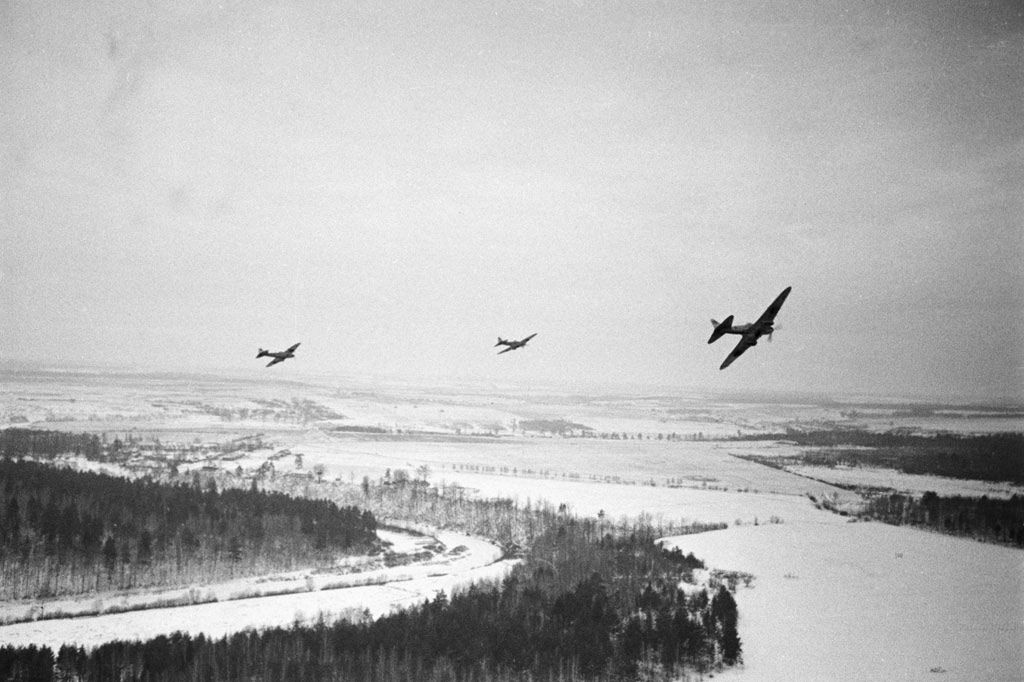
left=664, top=520, right=1024, bottom=681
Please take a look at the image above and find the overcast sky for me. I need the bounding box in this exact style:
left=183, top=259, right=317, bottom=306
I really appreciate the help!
left=2, top=1, right=1021, bottom=400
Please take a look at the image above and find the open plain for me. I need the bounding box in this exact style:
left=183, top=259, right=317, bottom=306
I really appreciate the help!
left=2, top=369, right=1022, bottom=680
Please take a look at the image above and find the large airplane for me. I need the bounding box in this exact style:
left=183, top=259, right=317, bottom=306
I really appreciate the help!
left=708, top=287, right=791, bottom=370
left=256, top=342, right=301, bottom=367
left=495, top=333, right=537, bottom=355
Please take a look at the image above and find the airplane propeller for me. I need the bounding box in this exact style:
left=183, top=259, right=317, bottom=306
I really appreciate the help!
left=768, top=325, right=781, bottom=342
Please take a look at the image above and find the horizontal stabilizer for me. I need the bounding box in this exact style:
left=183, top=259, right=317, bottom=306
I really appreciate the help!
left=708, top=315, right=733, bottom=344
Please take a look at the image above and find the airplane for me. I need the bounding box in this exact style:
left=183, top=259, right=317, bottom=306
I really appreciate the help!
left=708, top=287, right=791, bottom=370
left=256, top=342, right=301, bottom=367
left=495, top=333, right=537, bottom=355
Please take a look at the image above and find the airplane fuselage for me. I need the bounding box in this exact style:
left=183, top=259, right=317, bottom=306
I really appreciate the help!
left=718, top=322, right=753, bottom=335
left=256, top=343, right=301, bottom=366
left=257, top=350, right=294, bottom=360
left=720, top=321, right=774, bottom=339
left=495, top=333, right=537, bottom=354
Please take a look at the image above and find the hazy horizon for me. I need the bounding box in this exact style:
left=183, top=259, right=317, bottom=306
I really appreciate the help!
left=3, top=1, right=1022, bottom=401
left=4, top=358, right=1022, bottom=407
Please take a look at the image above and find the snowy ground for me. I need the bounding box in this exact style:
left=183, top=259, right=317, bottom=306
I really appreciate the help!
left=5, top=369, right=1021, bottom=437
left=789, top=465, right=1024, bottom=499
left=855, top=415, right=1024, bottom=434
left=3, top=370, right=1022, bottom=678
left=663, top=522, right=1024, bottom=681
left=0, top=527, right=512, bottom=651
left=0, top=528, right=486, bottom=625
left=293, top=437, right=861, bottom=500
left=432, top=470, right=845, bottom=526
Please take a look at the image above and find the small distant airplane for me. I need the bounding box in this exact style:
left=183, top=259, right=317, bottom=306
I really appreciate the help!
left=495, top=333, right=537, bottom=355
left=256, top=342, right=301, bottom=367
left=709, top=287, right=791, bottom=370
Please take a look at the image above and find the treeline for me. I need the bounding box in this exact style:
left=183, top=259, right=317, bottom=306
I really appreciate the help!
left=517, top=419, right=593, bottom=435
left=1, top=427, right=266, bottom=466
left=279, top=474, right=726, bottom=553
left=185, top=398, right=344, bottom=423
left=0, top=521, right=740, bottom=680
left=0, top=459, right=377, bottom=599
left=862, top=491, right=1024, bottom=546
left=733, top=429, right=1024, bottom=484
left=0, top=429, right=103, bottom=460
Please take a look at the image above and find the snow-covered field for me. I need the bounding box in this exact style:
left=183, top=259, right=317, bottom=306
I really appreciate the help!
left=664, top=521, right=1024, bottom=681
left=855, top=415, right=1024, bottom=434
left=790, top=465, right=1024, bottom=499
left=3, top=370, right=1022, bottom=679
left=431, top=470, right=848, bottom=527
left=292, top=437, right=860, bottom=500
left=6, top=370, right=1021, bottom=437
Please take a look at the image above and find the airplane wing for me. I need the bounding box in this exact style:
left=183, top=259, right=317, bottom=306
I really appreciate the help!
left=286, top=342, right=301, bottom=353
left=497, top=345, right=517, bottom=355
left=754, top=287, right=792, bottom=327
left=720, top=335, right=757, bottom=370
left=265, top=356, right=286, bottom=367
left=521, top=333, right=537, bottom=344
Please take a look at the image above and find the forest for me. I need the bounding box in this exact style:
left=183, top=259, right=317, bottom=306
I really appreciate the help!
left=285, top=472, right=726, bottom=554
left=0, top=431, right=741, bottom=679
left=0, top=429, right=104, bottom=461
left=0, top=520, right=740, bottom=681
left=733, top=429, right=1024, bottom=484
left=861, top=491, right=1024, bottom=547
left=0, top=459, right=377, bottom=600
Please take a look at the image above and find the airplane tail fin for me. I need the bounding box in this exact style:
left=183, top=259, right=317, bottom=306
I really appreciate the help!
left=256, top=348, right=267, bottom=358
left=495, top=337, right=506, bottom=347
left=708, top=315, right=733, bottom=344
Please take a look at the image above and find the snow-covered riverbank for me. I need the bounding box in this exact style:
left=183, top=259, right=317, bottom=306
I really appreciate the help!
left=0, top=527, right=515, bottom=651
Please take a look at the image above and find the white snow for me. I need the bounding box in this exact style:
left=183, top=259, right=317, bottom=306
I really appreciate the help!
left=789, top=465, right=1024, bottom=499
left=663, top=521, right=1024, bottom=681
left=433, top=470, right=847, bottom=526
left=293, top=437, right=860, bottom=500
left=4, top=370, right=1022, bottom=679
left=0, top=528, right=513, bottom=651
